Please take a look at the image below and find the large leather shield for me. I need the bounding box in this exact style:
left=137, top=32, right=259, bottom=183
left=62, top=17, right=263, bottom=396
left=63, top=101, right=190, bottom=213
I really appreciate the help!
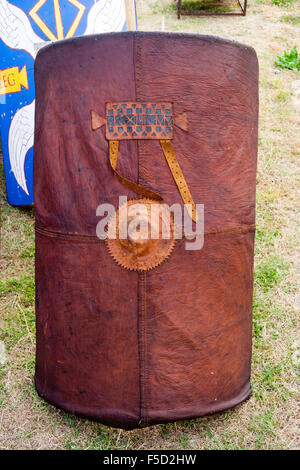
left=34, top=32, right=258, bottom=429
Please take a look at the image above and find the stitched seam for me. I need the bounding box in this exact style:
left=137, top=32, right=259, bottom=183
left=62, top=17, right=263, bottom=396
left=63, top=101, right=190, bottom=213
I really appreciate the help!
left=135, top=33, right=144, bottom=428
left=35, top=227, right=101, bottom=242
left=202, top=224, right=256, bottom=237
left=135, top=34, right=148, bottom=427
left=142, top=270, right=148, bottom=426
left=35, top=224, right=256, bottom=241
left=137, top=272, right=143, bottom=426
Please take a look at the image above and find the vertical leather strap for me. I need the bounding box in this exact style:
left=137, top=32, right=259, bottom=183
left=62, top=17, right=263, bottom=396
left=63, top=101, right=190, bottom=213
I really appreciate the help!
left=160, top=140, right=197, bottom=222
left=109, top=140, right=162, bottom=200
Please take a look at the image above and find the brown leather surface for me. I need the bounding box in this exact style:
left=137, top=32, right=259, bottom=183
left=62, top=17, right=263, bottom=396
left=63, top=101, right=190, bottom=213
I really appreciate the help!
left=33, top=32, right=258, bottom=429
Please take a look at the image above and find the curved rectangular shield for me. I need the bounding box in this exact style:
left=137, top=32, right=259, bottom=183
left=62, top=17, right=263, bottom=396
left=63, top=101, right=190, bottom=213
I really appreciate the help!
left=34, top=32, right=258, bottom=429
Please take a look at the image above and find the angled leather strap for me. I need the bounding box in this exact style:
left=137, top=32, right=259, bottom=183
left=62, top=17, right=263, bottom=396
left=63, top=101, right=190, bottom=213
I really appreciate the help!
left=109, top=141, right=162, bottom=201
left=109, top=140, right=197, bottom=222
left=160, top=140, right=197, bottom=222
left=97, top=105, right=197, bottom=221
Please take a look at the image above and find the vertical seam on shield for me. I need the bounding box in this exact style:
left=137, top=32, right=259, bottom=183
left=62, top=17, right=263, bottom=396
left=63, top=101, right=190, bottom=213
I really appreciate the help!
left=134, top=32, right=143, bottom=427
left=135, top=33, right=148, bottom=427
left=142, top=270, right=148, bottom=426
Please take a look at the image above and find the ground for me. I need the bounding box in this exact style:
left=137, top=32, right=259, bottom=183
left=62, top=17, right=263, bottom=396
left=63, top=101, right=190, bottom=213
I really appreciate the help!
left=0, top=0, right=299, bottom=451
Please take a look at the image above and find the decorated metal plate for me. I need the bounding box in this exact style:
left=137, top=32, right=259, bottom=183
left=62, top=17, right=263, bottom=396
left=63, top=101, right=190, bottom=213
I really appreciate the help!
left=106, top=102, right=173, bottom=140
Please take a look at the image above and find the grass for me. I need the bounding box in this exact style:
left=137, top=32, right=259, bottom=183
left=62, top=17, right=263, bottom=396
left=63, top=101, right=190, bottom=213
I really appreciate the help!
left=254, top=256, right=289, bottom=292
left=272, top=0, right=296, bottom=6
left=151, top=0, right=240, bottom=14
left=280, top=14, right=300, bottom=24
left=275, top=46, right=300, bottom=71
left=248, top=406, right=277, bottom=449
left=150, top=1, right=177, bottom=14
left=179, top=0, right=235, bottom=13
left=0, top=0, right=299, bottom=451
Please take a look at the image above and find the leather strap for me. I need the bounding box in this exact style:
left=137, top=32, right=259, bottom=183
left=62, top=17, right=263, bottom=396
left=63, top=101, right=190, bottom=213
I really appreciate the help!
left=109, top=141, right=162, bottom=201
left=93, top=106, right=197, bottom=221
left=160, top=140, right=197, bottom=222
left=109, top=140, right=197, bottom=222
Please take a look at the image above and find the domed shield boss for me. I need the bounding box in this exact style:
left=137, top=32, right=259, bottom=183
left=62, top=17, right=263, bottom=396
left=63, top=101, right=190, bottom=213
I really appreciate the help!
left=106, top=198, right=177, bottom=271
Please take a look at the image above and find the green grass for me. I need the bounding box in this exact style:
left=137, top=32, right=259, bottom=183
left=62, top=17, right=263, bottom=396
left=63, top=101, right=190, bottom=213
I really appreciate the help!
left=0, top=275, right=35, bottom=303
left=272, top=0, right=296, bottom=6
left=179, top=0, right=235, bottom=13
left=255, top=227, right=279, bottom=252
left=276, top=89, right=291, bottom=102
left=151, top=0, right=239, bottom=14
left=275, top=46, right=300, bottom=71
left=0, top=274, right=35, bottom=350
left=249, top=406, right=277, bottom=449
left=280, top=14, right=300, bottom=24
left=0, top=369, right=8, bottom=408
left=254, top=256, right=289, bottom=292
left=150, top=1, right=177, bottom=14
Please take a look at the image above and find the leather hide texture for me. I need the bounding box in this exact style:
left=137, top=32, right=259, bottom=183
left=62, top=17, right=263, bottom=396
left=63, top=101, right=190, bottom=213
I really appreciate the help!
left=34, top=32, right=258, bottom=429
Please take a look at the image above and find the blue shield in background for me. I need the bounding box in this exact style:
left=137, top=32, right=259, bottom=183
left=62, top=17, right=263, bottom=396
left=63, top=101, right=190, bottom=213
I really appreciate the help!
left=0, top=0, right=133, bottom=205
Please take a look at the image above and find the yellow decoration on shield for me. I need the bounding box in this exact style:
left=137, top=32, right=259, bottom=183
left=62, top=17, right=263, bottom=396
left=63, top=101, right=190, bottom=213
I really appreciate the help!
left=29, top=0, right=86, bottom=41
left=0, top=66, right=29, bottom=96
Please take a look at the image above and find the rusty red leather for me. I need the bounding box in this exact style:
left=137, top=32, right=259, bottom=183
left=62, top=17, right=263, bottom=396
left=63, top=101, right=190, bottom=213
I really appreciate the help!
left=33, top=32, right=258, bottom=429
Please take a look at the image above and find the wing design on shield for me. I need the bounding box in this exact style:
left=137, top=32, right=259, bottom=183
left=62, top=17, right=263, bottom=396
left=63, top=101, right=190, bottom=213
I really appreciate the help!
left=8, top=100, right=35, bottom=196
left=0, top=0, right=42, bottom=196
left=1, top=0, right=127, bottom=200
left=0, top=0, right=43, bottom=58
left=84, top=0, right=126, bottom=35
